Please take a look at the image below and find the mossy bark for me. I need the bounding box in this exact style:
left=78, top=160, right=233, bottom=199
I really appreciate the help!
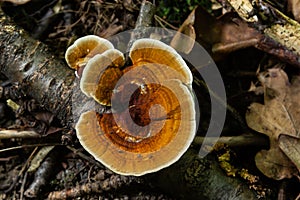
left=147, top=149, right=262, bottom=199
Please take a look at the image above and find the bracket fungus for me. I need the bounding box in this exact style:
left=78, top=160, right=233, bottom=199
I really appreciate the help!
left=80, top=49, right=125, bottom=106
left=65, top=35, right=114, bottom=76
left=70, top=36, right=196, bottom=176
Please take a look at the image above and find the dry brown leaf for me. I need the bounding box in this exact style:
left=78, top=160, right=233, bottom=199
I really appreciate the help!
left=279, top=135, right=300, bottom=172
left=255, top=146, right=298, bottom=180
left=288, top=0, right=300, bottom=22
left=192, top=6, right=300, bottom=67
left=170, top=7, right=196, bottom=54
left=246, top=68, right=300, bottom=180
left=257, top=67, right=290, bottom=101
left=246, top=100, right=297, bottom=141
left=193, top=7, right=262, bottom=61
left=28, top=146, right=55, bottom=172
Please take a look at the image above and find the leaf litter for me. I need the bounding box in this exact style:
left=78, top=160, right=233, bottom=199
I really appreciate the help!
left=246, top=67, right=300, bottom=180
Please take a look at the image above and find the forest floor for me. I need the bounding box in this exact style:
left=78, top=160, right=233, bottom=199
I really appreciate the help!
left=0, top=0, right=300, bottom=199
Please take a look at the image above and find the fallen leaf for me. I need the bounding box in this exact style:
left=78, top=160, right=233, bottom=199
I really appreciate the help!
left=255, top=146, right=297, bottom=180
left=33, top=111, right=54, bottom=125
left=170, top=7, right=196, bottom=54
left=246, top=100, right=297, bottom=141
left=278, top=134, right=300, bottom=171
left=288, top=0, right=300, bottom=22
left=246, top=68, right=300, bottom=180
left=192, top=6, right=300, bottom=67
left=257, top=67, right=290, bottom=101
left=193, top=7, right=262, bottom=60
left=28, top=146, right=55, bottom=172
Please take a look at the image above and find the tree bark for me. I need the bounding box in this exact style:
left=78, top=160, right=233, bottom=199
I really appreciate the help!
left=0, top=8, right=74, bottom=127
left=147, top=149, right=261, bottom=199
left=0, top=5, right=267, bottom=199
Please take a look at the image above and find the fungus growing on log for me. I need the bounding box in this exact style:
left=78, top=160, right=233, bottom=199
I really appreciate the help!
left=72, top=37, right=196, bottom=176
left=65, top=35, right=114, bottom=75
left=80, top=49, right=125, bottom=106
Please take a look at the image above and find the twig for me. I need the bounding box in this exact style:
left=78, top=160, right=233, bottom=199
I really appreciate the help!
left=20, top=172, right=28, bottom=200
left=127, top=0, right=156, bottom=50
left=296, top=193, right=300, bottom=200
left=0, top=130, right=40, bottom=139
left=154, top=15, right=178, bottom=30
left=193, top=134, right=269, bottom=147
left=24, top=148, right=60, bottom=198
left=0, top=143, right=61, bottom=153
left=19, top=147, right=39, bottom=176
left=48, top=174, right=139, bottom=200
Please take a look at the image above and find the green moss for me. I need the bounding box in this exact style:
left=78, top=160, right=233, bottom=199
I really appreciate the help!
left=184, top=157, right=211, bottom=188
left=156, top=0, right=212, bottom=25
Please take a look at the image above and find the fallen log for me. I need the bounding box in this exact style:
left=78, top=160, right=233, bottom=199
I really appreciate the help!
left=0, top=4, right=267, bottom=199
left=0, top=8, right=74, bottom=127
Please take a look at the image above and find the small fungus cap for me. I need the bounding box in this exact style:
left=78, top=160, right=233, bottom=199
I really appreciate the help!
left=80, top=49, right=125, bottom=106
left=75, top=38, right=196, bottom=176
left=65, top=35, right=114, bottom=70
left=129, top=38, right=193, bottom=86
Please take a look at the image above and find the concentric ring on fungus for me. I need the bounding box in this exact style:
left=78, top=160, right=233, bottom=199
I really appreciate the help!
left=72, top=37, right=196, bottom=176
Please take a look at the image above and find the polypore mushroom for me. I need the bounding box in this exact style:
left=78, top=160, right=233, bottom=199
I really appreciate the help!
left=80, top=38, right=193, bottom=106
left=65, top=35, right=114, bottom=74
left=75, top=38, right=196, bottom=176
left=129, top=38, right=193, bottom=85
left=80, top=49, right=125, bottom=106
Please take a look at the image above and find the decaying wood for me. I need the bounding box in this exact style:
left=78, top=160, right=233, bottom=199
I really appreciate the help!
left=0, top=130, right=40, bottom=139
left=24, top=147, right=60, bottom=198
left=127, top=0, right=156, bottom=49
left=149, top=149, right=261, bottom=199
left=48, top=174, right=138, bottom=200
left=0, top=3, right=264, bottom=199
left=226, top=0, right=300, bottom=57
left=193, top=5, right=300, bottom=67
left=193, top=134, right=268, bottom=147
left=0, top=8, right=74, bottom=128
